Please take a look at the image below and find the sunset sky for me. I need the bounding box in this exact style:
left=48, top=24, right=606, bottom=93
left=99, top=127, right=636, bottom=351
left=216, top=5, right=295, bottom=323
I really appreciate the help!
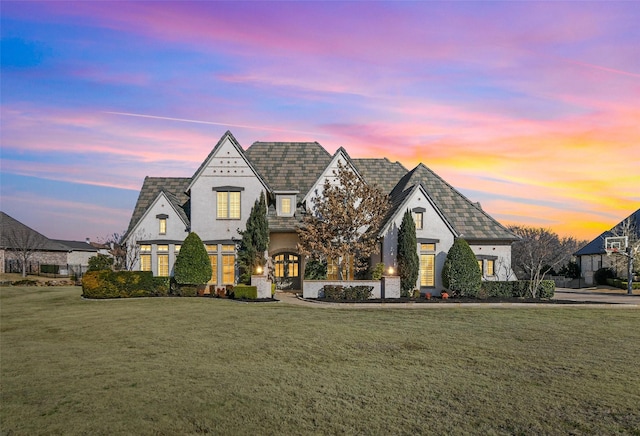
left=1, top=1, right=639, bottom=242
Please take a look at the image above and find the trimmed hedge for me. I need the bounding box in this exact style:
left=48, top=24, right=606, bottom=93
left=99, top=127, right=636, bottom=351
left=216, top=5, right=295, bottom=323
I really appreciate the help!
left=481, top=280, right=555, bottom=299
left=323, top=285, right=373, bottom=301
left=606, top=278, right=640, bottom=290
left=233, top=285, right=258, bottom=300
left=82, top=271, right=169, bottom=299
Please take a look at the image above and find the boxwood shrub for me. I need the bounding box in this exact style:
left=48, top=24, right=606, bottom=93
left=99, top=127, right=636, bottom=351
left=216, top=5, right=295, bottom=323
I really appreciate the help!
left=82, top=271, right=169, bottom=299
left=233, top=285, right=258, bottom=300
left=606, top=278, right=640, bottom=290
left=322, top=285, right=373, bottom=301
left=481, top=280, right=555, bottom=299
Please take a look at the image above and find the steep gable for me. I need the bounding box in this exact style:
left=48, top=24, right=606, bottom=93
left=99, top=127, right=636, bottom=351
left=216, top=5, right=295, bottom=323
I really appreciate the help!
left=390, top=164, right=517, bottom=241
left=352, top=158, right=408, bottom=194
left=187, top=130, right=268, bottom=194
left=0, top=212, right=67, bottom=251
left=245, top=141, right=332, bottom=195
left=125, top=177, right=191, bottom=238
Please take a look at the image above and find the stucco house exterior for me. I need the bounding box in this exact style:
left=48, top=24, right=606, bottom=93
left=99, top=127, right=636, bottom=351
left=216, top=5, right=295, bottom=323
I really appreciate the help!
left=575, top=209, right=640, bottom=285
left=124, top=131, right=518, bottom=293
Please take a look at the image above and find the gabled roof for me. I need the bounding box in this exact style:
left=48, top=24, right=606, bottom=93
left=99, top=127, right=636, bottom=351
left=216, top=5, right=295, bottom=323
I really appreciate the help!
left=245, top=141, right=332, bottom=195
left=352, top=158, right=408, bottom=194
left=125, top=177, right=191, bottom=238
left=389, top=164, right=518, bottom=241
left=575, top=208, right=640, bottom=256
left=0, top=212, right=68, bottom=251
left=52, top=240, right=99, bottom=252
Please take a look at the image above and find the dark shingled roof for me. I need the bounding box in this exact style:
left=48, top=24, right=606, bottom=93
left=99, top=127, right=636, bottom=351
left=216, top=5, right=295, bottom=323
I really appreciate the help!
left=245, top=142, right=332, bottom=195
left=0, top=212, right=69, bottom=251
left=51, top=240, right=99, bottom=252
left=352, top=158, right=408, bottom=194
left=389, top=164, right=518, bottom=241
left=266, top=205, right=305, bottom=233
left=125, top=177, right=191, bottom=237
left=575, top=209, right=640, bottom=256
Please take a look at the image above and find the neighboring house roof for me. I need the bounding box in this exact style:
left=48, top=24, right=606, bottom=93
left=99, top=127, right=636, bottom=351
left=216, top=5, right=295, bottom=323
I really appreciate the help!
left=125, top=177, right=191, bottom=237
left=575, top=208, right=640, bottom=256
left=245, top=141, right=332, bottom=195
left=0, top=211, right=66, bottom=251
left=352, top=158, right=408, bottom=194
left=51, top=240, right=99, bottom=252
left=389, top=164, right=518, bottom=241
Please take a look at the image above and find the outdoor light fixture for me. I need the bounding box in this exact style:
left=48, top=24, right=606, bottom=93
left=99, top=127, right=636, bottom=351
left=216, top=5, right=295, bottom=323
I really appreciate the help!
left=388, top=266, right=394, bottom=275
left=256, top=266, right=263, bottom=274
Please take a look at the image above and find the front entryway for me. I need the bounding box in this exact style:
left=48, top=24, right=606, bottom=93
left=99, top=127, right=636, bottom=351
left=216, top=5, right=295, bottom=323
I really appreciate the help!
left=273, top=253, right=300, bottom=290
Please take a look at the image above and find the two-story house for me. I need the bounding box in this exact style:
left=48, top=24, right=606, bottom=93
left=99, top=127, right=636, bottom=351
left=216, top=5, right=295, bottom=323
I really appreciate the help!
left=124, top=131, right=518, bottom=293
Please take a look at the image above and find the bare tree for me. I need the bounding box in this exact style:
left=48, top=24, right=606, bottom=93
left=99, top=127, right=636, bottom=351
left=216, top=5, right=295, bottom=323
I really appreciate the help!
left=3, top=223, right=48, bottom=277
left=509, top=226, right=578, bottom=298
left=298, top=161, right=390, bottom=280
left=98, top=231, right=126, bottom=270
left=609, top=214, right=639, bottom=294
left=123, top=230, right=150, bottom=271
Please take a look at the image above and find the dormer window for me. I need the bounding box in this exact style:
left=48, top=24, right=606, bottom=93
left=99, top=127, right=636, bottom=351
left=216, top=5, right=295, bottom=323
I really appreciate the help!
left=281, top=198, right=292, bottom=215
left=156, top=214, right=168, bottom=235
left=275, top=191, right=298, bottom=217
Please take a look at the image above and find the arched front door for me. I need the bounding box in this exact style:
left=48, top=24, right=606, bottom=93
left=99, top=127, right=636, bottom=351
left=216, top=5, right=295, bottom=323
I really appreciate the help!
left=273, top=253, right=300, bottom=290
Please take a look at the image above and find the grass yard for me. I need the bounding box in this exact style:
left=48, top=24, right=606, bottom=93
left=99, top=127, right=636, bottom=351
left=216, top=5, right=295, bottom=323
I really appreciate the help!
left=1, top=287, right=639, bottom=435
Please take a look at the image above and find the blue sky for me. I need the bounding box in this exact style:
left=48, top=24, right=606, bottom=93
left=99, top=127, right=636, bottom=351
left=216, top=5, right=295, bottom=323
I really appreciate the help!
left=1, top=1, right=639, bottom=240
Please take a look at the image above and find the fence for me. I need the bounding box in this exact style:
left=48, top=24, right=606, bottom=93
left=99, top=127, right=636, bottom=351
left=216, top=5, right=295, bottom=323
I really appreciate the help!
left=4, top=260, right=88, bottom=280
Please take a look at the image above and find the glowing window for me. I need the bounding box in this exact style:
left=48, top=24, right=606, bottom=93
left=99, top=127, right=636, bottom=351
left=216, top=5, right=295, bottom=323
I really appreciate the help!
left=217, top=192, right=241, bottom=219
left=157, top=245, right=168, bottom=252
left=420, top=254, right=435, bottom=287
left=174, top=244, right=181, bottom=253
left=487, top=260, right=495, bottom=276
left=420, top=243, right=435, bottom=252
left=159, top=218, right=166, bottom=235
left=140, top=254, right=151, bottom=272
left=209, top=255, right=218, bottom=283
left=140, top=244, right=151, bottom=253
left=158, top=254, right=169, bottom=276
left=413, top=212, right=424, bottom=230
left=222, top=254, right=235, bottom=284
left=281, top=198, right=291, bottom=215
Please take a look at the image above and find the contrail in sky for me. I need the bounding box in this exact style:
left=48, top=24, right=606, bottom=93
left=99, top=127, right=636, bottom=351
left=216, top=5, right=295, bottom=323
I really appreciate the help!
left=104, top=111, right=328, bottom=137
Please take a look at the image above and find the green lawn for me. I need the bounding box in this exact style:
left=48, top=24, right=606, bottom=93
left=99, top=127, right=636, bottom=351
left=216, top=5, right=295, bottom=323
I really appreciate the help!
left=2, top=286, right=639, bottom=435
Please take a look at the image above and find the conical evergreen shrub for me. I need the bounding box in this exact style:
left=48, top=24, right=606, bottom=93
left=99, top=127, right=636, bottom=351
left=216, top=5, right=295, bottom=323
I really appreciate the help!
left=174, top=232, right=212, bottom=285
left=441, top=238, right=481, bottom=297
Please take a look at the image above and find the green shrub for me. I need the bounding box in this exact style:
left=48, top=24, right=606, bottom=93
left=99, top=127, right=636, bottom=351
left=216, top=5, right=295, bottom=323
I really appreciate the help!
left=174, top=232, right=212, bottom=285
left=271, top=283, right=276, bottom=297
left=82, top=271, right=169, bottom=298
left=371, top=262, right=386, bottom=280
left=398, top=211, right=419, bottom=296
left=442, top=238, right=481, bottom=297
left=40, top=264, right=60, bottom=274
left=480, top=280, right=555, bottom=299
left=323, top=285, right=344, bottom=300
left=594, top=267, right=614, bottom=285
left=304, top=259, right=327, bottom=280
left=606, top=279, right=640, bottom=290
left=87, top=254, right=114, bottom=272
left=233, top=285, right=258, bottom=300
left=176, top=285, right=198, bottom=297
left=481, top=281, right=514, bottom=298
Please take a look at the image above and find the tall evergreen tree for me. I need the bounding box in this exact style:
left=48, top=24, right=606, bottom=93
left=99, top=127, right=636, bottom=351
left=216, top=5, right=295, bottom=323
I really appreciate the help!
left=174, top=232, right=212, bottom=285
left=441, top=238, right=481, bottom=297
left=397, top=210, right=419, bottom=296
left=238, top=191, right=270, bottom=284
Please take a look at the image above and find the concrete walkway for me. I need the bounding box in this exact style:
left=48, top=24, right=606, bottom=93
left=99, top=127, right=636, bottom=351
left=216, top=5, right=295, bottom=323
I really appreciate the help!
left=275, top=287, right=640, bottom=309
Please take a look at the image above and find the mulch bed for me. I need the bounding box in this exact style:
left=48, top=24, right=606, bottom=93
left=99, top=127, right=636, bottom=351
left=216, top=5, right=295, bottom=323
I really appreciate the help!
left=313, top=297, right=599, bottom=304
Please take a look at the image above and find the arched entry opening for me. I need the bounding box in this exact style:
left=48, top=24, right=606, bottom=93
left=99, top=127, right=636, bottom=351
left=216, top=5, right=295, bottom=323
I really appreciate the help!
left=273, top=252, right=300, bottom=290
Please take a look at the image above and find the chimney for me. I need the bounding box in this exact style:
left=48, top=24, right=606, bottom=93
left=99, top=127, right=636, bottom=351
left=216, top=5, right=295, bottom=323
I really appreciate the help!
left=86, top=237, right=91, bottom=244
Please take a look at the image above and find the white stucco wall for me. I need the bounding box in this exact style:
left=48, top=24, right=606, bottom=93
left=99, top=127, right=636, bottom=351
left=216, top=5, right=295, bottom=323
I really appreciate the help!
left=189, top=137, right=266, bottom=241
left=469, top=243, right=516, bottom=281
left=380, top=187, right=455, bottom=292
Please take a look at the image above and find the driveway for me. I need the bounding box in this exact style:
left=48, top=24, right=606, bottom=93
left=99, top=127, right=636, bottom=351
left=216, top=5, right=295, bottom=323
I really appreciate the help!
left=554, top=287, right=640, bottom=305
